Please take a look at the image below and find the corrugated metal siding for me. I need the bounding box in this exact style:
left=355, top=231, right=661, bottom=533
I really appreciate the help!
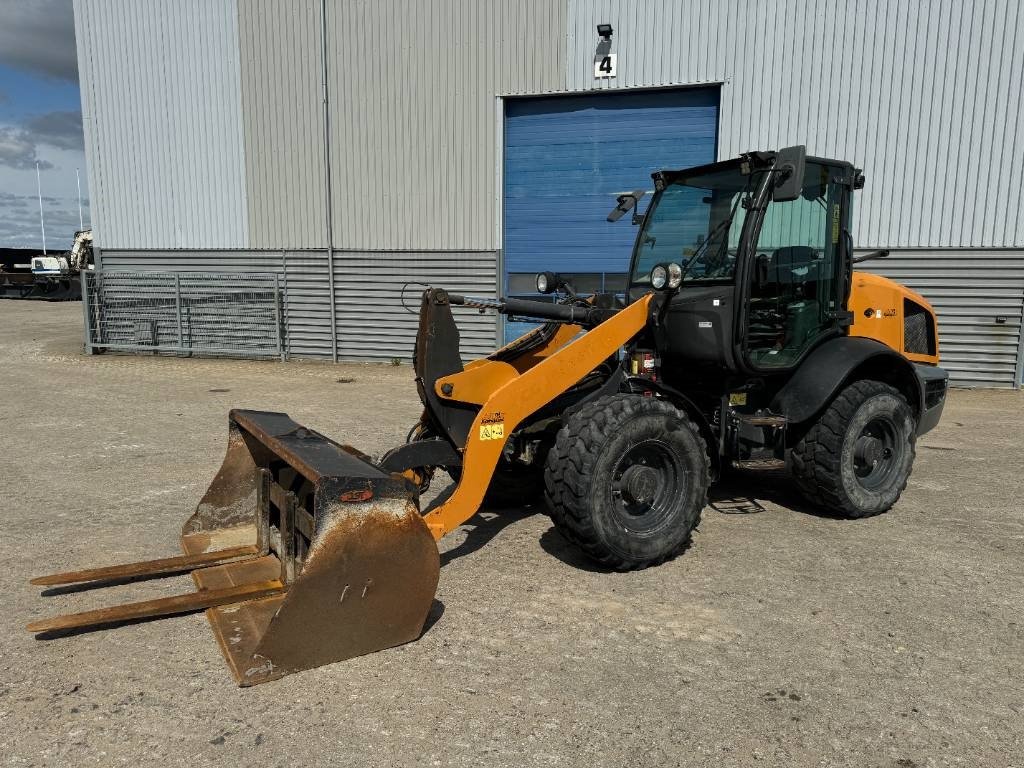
left=73, top=1, right=104, bottom=248
left=864, top=249, right=1024, bottom=388
left=237, top=0, right=326, bottom=249
left=566, top=0, right=1024, bottom=250
left=282, top=251, right=334, bottom=358
left=72, top=0, right=247, bottom=249
left=99, top=249, right=335, bottom=359
left=333, top=251, right=498, bottom=361
left=323, top=0, right=566, bottom=251
left=100, top=251, right=284, bottom=273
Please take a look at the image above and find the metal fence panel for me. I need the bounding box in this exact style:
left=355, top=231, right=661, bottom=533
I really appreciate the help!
left=83, top=270, right=284, bottom=360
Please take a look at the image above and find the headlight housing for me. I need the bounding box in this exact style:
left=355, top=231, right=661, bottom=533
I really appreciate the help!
left=650, top=264, right=668, bottom=290
left=535, top=271, right=559, bottom=294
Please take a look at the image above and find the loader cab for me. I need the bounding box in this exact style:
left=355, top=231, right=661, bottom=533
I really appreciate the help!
left=626, top=150, right=854, bottom=378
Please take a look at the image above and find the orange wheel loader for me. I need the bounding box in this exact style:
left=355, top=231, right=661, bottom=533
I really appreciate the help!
left=28, top=147, right=947, bottom=685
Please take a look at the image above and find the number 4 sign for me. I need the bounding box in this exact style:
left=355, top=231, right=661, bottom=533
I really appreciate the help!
left=594, top=53, right=617, bottom=79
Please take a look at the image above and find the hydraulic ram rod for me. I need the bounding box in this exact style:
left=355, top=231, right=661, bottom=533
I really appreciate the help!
left=447, top=294, right=607, bottom=325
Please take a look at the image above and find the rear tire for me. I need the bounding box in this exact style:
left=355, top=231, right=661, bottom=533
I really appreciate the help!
left=544, top=394, right=710, bottom=570
left=791, top=380, right=916, bottom=518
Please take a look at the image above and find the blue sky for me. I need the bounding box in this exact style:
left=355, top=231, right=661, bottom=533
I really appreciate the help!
left=0, top=0, right=88, bottom=251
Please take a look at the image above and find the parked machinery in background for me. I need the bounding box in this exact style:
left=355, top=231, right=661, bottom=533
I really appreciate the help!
left=0, top=229, right=93, bottom=301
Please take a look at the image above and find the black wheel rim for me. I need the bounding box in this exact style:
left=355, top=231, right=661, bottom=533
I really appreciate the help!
left=610, top=439, right=683, bottom=532
left=852, top=415, right=904, bottom=491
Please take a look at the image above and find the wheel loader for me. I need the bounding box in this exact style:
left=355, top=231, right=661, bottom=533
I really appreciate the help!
left=28, top=146, right=947, bottom=685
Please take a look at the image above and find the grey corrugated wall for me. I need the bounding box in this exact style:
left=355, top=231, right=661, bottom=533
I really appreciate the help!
left=72, top=0, right=248, bottom=249
left=99, top=250, right=329, bottom=358
left=237, top=0, right=326, bottom=250
left=567, top=0, right=1024, bottom=250
left=864, top=249, right=1024, bottom=388
left=324, top=0, right=566, bottom=251
left=100, top=249, right=498, bottom=360
left=333, top=251, right=498, bottom=361
left=231, top=0, right=563, bottom=360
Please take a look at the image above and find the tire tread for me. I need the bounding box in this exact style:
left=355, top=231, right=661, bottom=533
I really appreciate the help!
left=544, top=394, right=710, bottom=570
left=791, top=380, right=915, bottom=518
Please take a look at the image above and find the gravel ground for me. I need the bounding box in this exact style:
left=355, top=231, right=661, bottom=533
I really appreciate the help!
left=1, top=300, right=1022, bottom=768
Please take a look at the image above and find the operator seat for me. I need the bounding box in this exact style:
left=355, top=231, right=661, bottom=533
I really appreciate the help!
left=748, top=246, right=822, bottom=367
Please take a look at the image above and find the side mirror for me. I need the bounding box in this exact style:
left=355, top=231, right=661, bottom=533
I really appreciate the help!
left=772, top=145, right=806, bottom=202
left=607, top=189, right=646, bottom=223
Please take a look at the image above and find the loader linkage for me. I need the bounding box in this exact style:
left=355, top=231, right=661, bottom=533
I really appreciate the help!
left=28, top=290, right=654, bottom=686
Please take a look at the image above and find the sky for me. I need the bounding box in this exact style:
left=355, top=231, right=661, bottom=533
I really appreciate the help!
left=0, top=0, right=88, bottom=251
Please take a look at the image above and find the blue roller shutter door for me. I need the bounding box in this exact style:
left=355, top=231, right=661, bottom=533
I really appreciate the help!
left=503, top=88, right=719, bottom=342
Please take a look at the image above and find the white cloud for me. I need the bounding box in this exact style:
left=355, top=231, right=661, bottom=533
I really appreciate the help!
left=0, top=126, right=52, bottom=170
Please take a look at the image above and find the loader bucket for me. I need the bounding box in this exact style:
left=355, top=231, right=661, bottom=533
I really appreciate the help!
left=29, top=409, right=440, bottom=686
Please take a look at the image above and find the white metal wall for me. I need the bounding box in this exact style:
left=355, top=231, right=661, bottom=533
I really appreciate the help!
left=567, top=0, right=1024, bottom=250
left=233, top=0, right=567, bottom=252
left=73, top=0, right=248, bottom=249
left=322, top=0, right=566, bottom=251
left=237, top=0, right=326, bottom=250
left=77, top=0, right=1024, bottom=254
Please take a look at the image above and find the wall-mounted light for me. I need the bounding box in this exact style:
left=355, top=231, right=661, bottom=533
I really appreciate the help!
left=597, top=23, right=613, bottom=40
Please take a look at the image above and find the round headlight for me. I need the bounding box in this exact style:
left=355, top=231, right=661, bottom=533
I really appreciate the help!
left=535, top=271, right=558, bottom=294
left=667, top=262, right=683, bottom=289
left=650, top=264, right=668, bottom=290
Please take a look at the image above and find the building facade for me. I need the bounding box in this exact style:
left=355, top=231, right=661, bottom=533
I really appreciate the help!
left=74, top=0, right=1024, bottom=386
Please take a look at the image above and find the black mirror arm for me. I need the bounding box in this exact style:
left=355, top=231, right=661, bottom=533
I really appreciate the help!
left=607, top=189, right=646, bottom=223
left=851, top=248, right=890, bottom=264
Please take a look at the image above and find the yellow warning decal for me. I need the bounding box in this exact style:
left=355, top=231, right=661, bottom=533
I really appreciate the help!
left=479, top=423, right=505, bottom=441
left=729, top=392, right=747, bottom=406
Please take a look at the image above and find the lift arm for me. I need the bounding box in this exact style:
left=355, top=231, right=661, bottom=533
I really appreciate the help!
left=421, top=293, right=654, bottom=539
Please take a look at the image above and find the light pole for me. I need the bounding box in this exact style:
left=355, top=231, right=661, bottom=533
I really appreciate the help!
left=76, top=167, right=84, bottom=231
left=36, top=160, right=47, bottom=255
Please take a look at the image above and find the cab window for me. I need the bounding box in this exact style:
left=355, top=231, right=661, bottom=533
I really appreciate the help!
left=746, top=163, right=843, bottom=369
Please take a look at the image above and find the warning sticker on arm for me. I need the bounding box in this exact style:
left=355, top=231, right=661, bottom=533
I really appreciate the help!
left=479, top=423, right=505, bottom=441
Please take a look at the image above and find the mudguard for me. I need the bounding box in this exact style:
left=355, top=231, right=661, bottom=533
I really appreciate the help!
left=770, top=336, right=924, bottom=426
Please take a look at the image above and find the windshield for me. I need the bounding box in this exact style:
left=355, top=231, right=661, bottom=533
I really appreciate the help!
left=629, top=164, right=759, bottom=285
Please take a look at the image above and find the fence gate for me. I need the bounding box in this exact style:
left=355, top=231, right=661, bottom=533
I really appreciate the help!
left=82, top=270, right=284, bottom=360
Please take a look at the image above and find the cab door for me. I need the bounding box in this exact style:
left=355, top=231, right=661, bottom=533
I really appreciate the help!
left=742, top=162, right=847, bottom=370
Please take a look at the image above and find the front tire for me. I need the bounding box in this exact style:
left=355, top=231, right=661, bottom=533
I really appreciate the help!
left=791, top=380, right=916, bottom=518
left=544, top=394, right=710, bottom=570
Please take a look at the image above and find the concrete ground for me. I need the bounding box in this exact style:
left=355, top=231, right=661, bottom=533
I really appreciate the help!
left=1, top=300, right=1021, bottom=768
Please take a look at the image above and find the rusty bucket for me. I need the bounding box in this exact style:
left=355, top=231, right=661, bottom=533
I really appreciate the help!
left=28, top=410, right=440, bottom=686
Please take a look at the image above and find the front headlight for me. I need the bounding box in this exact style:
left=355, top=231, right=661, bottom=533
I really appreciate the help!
left=667, top=262, right=683, bottom=289
left=651, top=264, right=668, bottom=290
left=535, top=271, right=558, bottom=294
